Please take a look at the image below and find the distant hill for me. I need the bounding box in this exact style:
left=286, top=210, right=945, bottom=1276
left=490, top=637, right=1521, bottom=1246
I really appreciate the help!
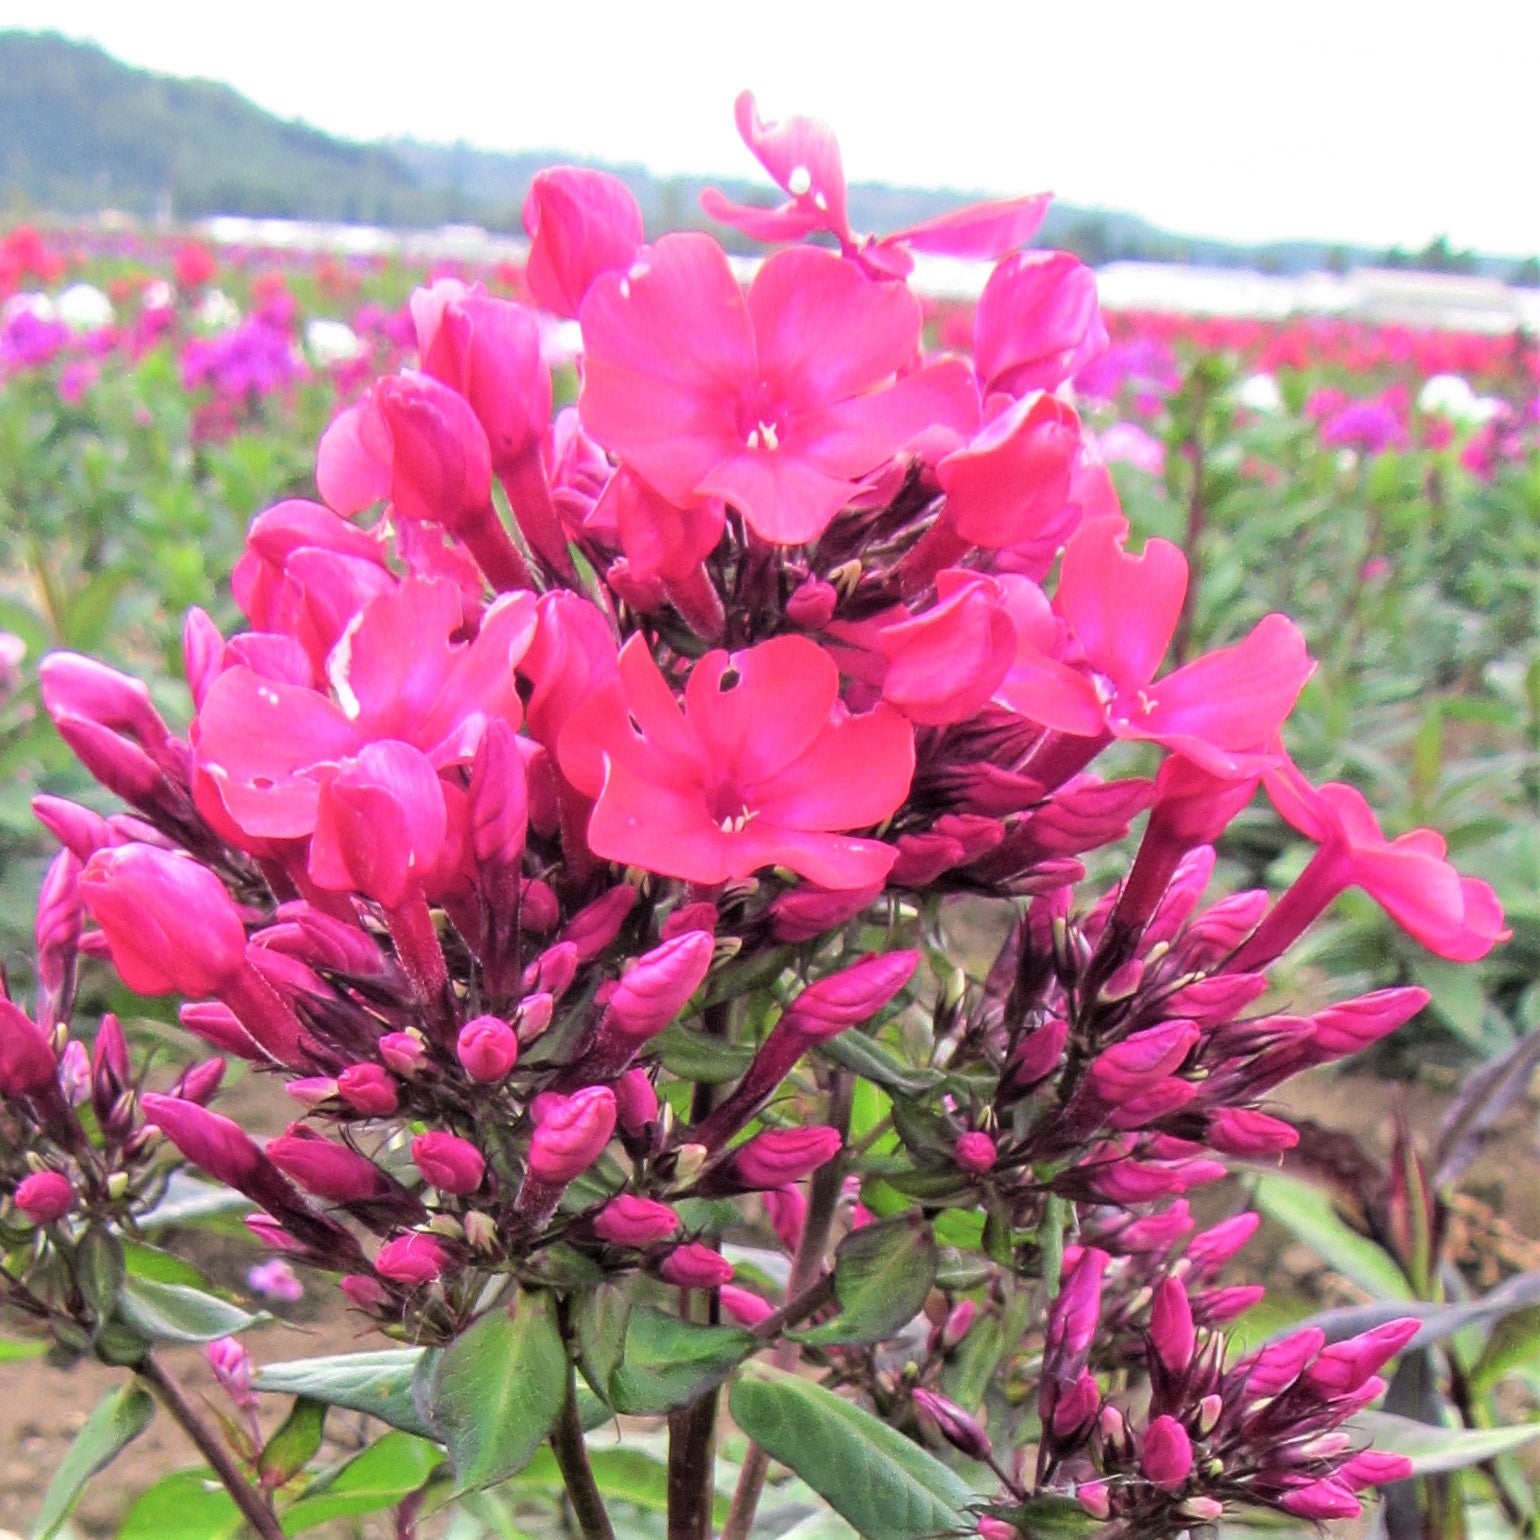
left=3, top=30, right=1535, bottom=285
left=0, top=31, right=455, bottom=225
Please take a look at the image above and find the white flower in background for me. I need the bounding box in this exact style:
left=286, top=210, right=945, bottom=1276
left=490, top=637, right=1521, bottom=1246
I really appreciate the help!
left=55, top=283, right=114, bottom=331
left=196, top=288, right=241, bottom=331
left=538, top=315, right=584, bottom=369
left=305, top=317, right=364, bottom=366
left=141, top=280, right=174, bottom=313
left=2, top=291, right=55, bottom=324
left=1236, top=372, right=1282, bottom=412
left=1096, top=422, right=1166, bottom=476
left=1419, top=373, right=1503, bottom=425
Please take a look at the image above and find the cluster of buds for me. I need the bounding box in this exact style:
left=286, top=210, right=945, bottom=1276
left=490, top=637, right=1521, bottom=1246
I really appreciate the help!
left=1025, top=1249, right=1417, bottom=1532
left=4, top=91, right=1506, bottom=1534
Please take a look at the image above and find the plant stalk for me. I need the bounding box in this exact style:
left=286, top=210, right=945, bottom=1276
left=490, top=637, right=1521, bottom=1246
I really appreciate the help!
left=136, top=1353, right=283, bottom=1540
left=722, top=1071, right=854, bottom=1540
left=550, top=1356, right=616, bottom=1540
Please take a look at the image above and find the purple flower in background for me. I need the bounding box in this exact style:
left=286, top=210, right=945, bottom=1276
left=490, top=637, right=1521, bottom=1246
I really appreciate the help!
left=1319, top=396, right=1408, bottom=455
left=181, top=317, right=306, bottom=402
left=247, top=1257, right=304, bottom=1302
left=1074, top=337, right=1179, bottom=404
left=1, top=300, right=71, bottom=373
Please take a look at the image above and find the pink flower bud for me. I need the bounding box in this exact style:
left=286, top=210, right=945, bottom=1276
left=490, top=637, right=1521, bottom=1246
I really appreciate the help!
left=1186, top=1212, right=1260, bottom=1274
left=141, top=1093, right=264, bottom=1189
left=769, top=882, right=883, bottom=943
left=179, top=1001, right=263, bottom=1059
left=1279, top=1480, right=1361, bottom=1520
left=953, top=1131, right=998, bottom=1175
left=457, top=1015, right=519, bottom=1082
left=659, top=1242, right=734, bottom=1289
left=763, top=1185, right=807, bottom=1253
left=1149, top=1278, right=1195, bottom=1376
left=182, top=607, right=225, bottom=710
left=780, top=952, right=919, bottom=1040
left=285, top=1076, right=340, bottom=1109
left=1004, top=1017, right=1068, bottom=1091
left=80, top=844, right=249, bottom=998
left=0, top=999, right=58, bottom=1096
left=336, top=1063, right=399, bottom=1116
left=1237, top=1327, right=1326, bottom=1396
left=172, top=1058, right=227, bottom=1106
left=528, top=1086, right=617, bottom=1184
left=1302, top=1318, right=1420, bottom=1397
left=786, top=576, right=838, bottom=628
left=1141, top=1414, right=1193, bottom=1489
left=1205, top=1107, right=1299, bottom=1156
left=15, top=1170, right=74, bottom=1223
left=1087, top=1020, right=1200, bottom=1101
left=593, top=1194, right=680, bottom=1247
left=662, top=902, right=719, bottom=941
left=267, top=1132, right=396, bottom=1204
left=721, top=1284, right=775, bottom=1327
left=517, top=992, right=555, bottom=1043
left=942, top=1299, right=976, bottom=1349
left=40, top=653, right=170, bottom=753
left=1075, top=1482, right=1111, bottom=1521
left=561, top=884, right=637, bottom=963
left=248, top=1259, right=304, bottom=1302
left=375, top=1232, right=449, bottom=1287
left=31, top=795, right=118, bottom=862
left=524, top=167, right=645, bottom=320
left=412, top=1132, right=486, bottom=1195
left=1306, top=987, right=1430, bottom=1063
left=1193, top=1284, right=1265, bottom=1323
left=1338, top=1449, right=1414, bottom=1488
left=207, top=1336, right=257, bottom=1411
left=729, top=1127, right=841, bottom=1190
left=1049, top=1370, right=1101, bottom=1438
left=468, top=719, right=528, bottom=873
left=525, top=940, right=579, bottom=997
left=379, top=1031, right=427, bottom=1076
left=913, top=1388, right=992, bottom=1462
left=606, top=931, right=714, bottom=1039
left=612, top=1067, right=659, bottom=1135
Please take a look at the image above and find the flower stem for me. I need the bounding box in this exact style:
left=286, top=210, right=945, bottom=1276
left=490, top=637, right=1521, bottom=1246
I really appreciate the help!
left=550, top=1354, right=615, bottom=1540
left=136, top=1353, right=283, bottom=1540
left=722, top=1071, right=853, bottom=1540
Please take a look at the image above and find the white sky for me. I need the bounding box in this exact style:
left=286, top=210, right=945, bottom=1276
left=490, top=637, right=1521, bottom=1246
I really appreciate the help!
left=5, top=0, right=1537, bottom=258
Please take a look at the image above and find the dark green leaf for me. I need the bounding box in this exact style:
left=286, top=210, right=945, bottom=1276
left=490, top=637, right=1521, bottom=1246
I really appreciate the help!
left=606, top=1305, right=757, bottom=1416
left=259, top=1397, right=327, bottom=1488
left=280, top=1433, right=442, bottom=1533
left=32, top=1383, right=155, bottom=1539
left=254, top=1349, right=432, bottom=1438
left=985, top=1495, right=1100, bottom=1539
left=115, top=1276, right=268, bottom=1343
left=730, top=1366, right=970, bottom=1540
left=655, top=1022, right=755, bottom=1083
left=425, top=1291, right=567, bottom=1493
left=119, top=1469, right=242, bottom=1540
left=795, top=1214, right=938, bottom=1347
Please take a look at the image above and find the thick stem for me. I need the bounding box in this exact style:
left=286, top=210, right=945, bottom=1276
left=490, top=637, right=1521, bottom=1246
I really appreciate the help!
left=550, top=1357, right=616, bottom=1540
left=722, top=1072, right=854, bottom=1540
left=137, top=1354, right=283, bottom=1540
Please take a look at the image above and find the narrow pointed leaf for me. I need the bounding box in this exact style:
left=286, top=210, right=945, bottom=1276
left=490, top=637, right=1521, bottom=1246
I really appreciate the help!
left=32, top=1383, right=155, bottom=1539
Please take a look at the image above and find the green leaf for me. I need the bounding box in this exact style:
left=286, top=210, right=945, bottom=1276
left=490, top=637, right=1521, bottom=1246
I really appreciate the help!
left=729, top=1365, right=971, bottom=1540
left=1252, top=1172, right=1413, bottom=1300
left=31, top=1383, right=155, bottom=1539
left=122, top=1240, right=209, bottom=1289
left=655, top=1022, right=755, bottom=1083
left=605, top=1305, right=757, bottom=1416
left=259, top=1397, right=327, bottom=1488
left=254, top=1348, right=432, bottom=1438
left=425, top=1291, right=567, bottom=1493
left=1474, top=1305, right=1540, bottom=1393
left=75, top=1225, right=126, bottom=1325
left=509, top=1445, right=729, bottom=1522
left=574, top=1279, right=633, bottom=1396
left=115, top=1275, right=269, bottom=1343
left=280, top=1433, right=442, bottom=1533
left=819, top=1032, right=942, bottom=1096
left=120, top=1469, right=243, bottom=1540
left=795, top=1214, right=938, bottom=1347
left=1354, top=1410, right=1540, bottom=1475
left=138, top=1172, right=251, bottom=1232
left=0, top=1336, right=48, bottom=1361
left=986, top=1495, right=1100, bottom=1539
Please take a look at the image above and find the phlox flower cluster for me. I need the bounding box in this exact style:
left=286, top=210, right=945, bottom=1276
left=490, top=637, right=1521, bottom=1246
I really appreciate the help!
left=0, top=93, right=1509, bottom=1535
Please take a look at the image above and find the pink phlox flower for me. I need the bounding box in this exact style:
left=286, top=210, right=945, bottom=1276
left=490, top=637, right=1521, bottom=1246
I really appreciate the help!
left=1262, top=760, right=1507, bottom=961
left=192, top=577, right=535, bottom=844
left=701, top=92, right=1051, bottom=280
left=558, top=632, right=914, bottom=889
left=578, top=232, right=978, bottom=546
left=995, top=517, right=1312, bottom=774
